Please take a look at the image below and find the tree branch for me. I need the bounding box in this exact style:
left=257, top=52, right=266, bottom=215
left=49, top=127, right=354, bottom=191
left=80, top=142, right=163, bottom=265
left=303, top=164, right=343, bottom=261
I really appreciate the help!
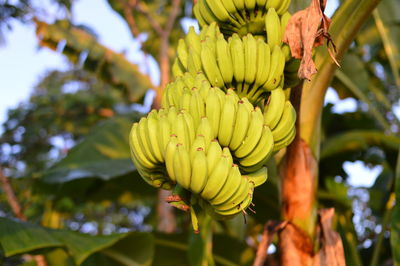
left=0, top=167, right=47, bottom=266
left=254, top=221, right=288, bottom=266
left=0, top=167, right=27, bottom=221
left=135, top=1, right=164, bottom=36
left=165, top=0, right=181, bottom=36
left=122, top=0, right=140, bottom=37
left=153, top=0, right=181, bottom=109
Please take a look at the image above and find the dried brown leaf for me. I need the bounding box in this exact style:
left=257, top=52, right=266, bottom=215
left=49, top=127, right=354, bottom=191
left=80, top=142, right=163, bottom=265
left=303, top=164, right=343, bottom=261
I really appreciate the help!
left=284, top=0, right=337, bottom=80
left=313, top=208, right=345, bottom=266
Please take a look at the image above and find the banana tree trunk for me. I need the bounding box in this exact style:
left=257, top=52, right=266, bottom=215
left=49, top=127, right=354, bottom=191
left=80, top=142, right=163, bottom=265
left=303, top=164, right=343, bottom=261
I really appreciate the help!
left=279, top=0, right=382, bottom=265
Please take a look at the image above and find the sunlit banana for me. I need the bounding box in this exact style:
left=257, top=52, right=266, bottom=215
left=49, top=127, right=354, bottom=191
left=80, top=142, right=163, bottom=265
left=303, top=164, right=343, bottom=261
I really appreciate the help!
left=218, top=93, right=237, bottom=147
left=263, top=87, right=286, bottom=129
left=254, top=39, right=271, bottom=89
left=263, top=45, right=285, bottom=91
left=137, top=118, right=158, bottom=164
left=157, top=115, right=171, bottom=154
left=243, top=34, right=257, bottom=86
left=272, top=101, right=297, bottom=142
left=205, top=87, right=222, bottom=138
left=129, top=123, right=157, bottom=170
left=190, top=147, right=208, bottom=194
left=190, top=135, right=207, bottom=160
left=239, top=125, right=274, bottom=172
left=165, top=135, right=178, bottom=182
left=172, top=58, right=185, bottom=78
left=276, top=0, right=291, bottom=15
left=209, top=164, right=242, bottom=205
left=186, top=26, right=201, bottom=54
left=265, top=8, right=282, bottom=48
left=234, top=107, right=264, bottom=158
left=177, top=39, right=188, bottom=69
left=229, top=34, right=245, bottom=85
left=201, top=153, right=231, bottom=200
left=206, top=139, right=223, bottom=174
left=173, top=143, right=192, bottom=189
left=216, top=33, right=234, bottom=87
left=229, top=99, right=251, bottom=150
left=187, top=47, right=202, bottom=75
left=245, top=167, right=268, bottom=187
left=205, top=0, right=240, bottom=28
left=273, top=126, right=296, bottom=152
left=201, top=41, right=225, bottom=88
left=145, top=113, right=164, bottom=163
left=196, top=117, right=214, bottom=147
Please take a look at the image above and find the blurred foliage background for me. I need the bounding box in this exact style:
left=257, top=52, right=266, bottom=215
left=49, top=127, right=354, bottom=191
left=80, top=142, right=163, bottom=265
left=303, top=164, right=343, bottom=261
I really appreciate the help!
left=0, top=0, right=399, bottom=265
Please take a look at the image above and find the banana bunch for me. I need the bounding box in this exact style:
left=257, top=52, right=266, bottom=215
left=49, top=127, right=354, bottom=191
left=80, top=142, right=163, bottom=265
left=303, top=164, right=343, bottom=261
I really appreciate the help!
left=193, top=0, right=291, bottom=37
left=129, top=0, right=302, bottom=232
left=172, top=23, right=286, bottom=104
left=162, top=73, right=277, bottom=173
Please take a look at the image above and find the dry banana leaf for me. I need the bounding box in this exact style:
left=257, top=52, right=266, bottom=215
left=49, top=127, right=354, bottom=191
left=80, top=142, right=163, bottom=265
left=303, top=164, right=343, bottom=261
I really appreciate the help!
left=284, top=0, right=337, bottom=80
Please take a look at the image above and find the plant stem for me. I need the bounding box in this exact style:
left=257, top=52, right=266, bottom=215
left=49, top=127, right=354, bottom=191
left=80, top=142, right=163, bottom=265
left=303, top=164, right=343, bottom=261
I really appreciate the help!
left=370, top=192, right=395, bottom=266
left=188, top=213, right=214, bottom=266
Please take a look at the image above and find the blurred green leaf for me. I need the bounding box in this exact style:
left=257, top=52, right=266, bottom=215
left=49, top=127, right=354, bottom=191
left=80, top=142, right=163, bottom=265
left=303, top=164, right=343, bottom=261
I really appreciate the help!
left=251, top=158, right=280, bottom=223
left=35, top=20, right=153, bottom=103
left=152, top=233, right=254, bottom=266
left=42, top=117, right=136, bottom=183
left=321, top=130, right=400, bottom=160
left=0, top=217, right=129, bottom=265
left=391, top=148, right=400, bottom=265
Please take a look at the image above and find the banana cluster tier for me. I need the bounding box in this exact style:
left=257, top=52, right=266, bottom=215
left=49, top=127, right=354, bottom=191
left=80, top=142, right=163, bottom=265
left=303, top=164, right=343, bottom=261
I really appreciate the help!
left=194, top=0, right=291, bottom=37
left=129, top=73, right=296, bottom=230
left=173, top=22, right=299, bottom=104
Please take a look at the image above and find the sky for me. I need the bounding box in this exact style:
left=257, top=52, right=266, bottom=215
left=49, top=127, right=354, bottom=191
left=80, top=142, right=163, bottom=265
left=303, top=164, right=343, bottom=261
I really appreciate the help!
left=0, top=0, right=384, bottom=187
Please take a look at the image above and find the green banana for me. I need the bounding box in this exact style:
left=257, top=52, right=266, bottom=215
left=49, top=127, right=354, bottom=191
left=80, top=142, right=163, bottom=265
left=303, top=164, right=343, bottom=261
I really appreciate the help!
left=185, top=26, right=201, bottom=54
left=165, top=135, right=178, bottom=182
left=265, top=8, right=282, bottom=48
left=243, top=33, right=257, bottom=86
left=229, top=34, right=245, bottom=84
left=245, top=167, right=268, bottom=187
left=201, top=41, right=225, bottom=88
left=239, top=124, right=274, bottom=172
left=172, top=58, right=185, bottom=78
left=129, top=123, right=157, bottom=169
left=206, top=139, right=223, bottom=174
left=173, top=143, right=192, bottom=189
left=271, top=101, right=297, bottom=142
left=177, top=39, right=188, bottom=68
left=190, top=147, right=209, bottom=194
left=205, top=87, right=222, bottom=138
left=218, top=93, right=237, bottom=147
left=201, top=154, right=231, bottom=200
left=209, top=164, right=242, bottom=205
left=263, top=87, right=286, bottom=129
left=263, top=45, right=285, bottom=91
left=145, top=113, right=164, bottom=163
left=273, top=126, right=296, bottom=152
left=229, top=99, right=251, bottom=150
left=196, top=117, right=214, bottom=147
left=234, top=107, right=264, bottom=158
left=216, top=33, right=234, bottom=87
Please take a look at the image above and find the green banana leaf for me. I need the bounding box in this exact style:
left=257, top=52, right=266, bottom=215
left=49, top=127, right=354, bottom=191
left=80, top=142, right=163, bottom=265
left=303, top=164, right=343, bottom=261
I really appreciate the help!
left=391, top=148, right=400, bottom=265
left=41, top=116, right=137, bottom=183
left=0, top=217, right=139, bottom=265
left=320, top=130, right=400, bottom=160
left=0, top=217, right=253, bottom=266
left=35, top=20, right=153, bottom=103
